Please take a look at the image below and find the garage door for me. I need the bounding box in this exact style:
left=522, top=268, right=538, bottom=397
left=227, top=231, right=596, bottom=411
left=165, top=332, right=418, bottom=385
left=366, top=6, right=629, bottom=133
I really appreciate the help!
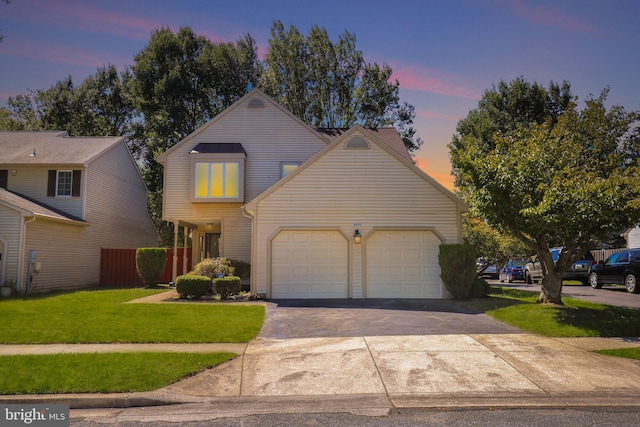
left=366, top=230, right=442, bottom=298
left=271, top=230, right=348, bottom=298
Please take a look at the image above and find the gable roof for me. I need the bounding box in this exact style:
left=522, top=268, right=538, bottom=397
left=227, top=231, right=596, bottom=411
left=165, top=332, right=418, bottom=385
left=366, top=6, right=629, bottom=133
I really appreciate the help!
left=315, top=127, right=413, bottom=162
left=0, top=131, right=123, bottom=166
left=245, top=125, right=467, bottom=212
left=0, top=188, right=86, bottom=224
left=156, top=88, right=331, bottom=164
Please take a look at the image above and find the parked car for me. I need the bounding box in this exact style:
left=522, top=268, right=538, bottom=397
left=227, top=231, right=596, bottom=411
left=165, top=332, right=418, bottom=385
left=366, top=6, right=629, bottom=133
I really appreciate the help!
left=476, top=261, right=499, bottom=279
left=523, top=247, right=596, bottom=285
left=499, top=260, right=527, bottom=283
left=589, top=248, right=640, bottom=293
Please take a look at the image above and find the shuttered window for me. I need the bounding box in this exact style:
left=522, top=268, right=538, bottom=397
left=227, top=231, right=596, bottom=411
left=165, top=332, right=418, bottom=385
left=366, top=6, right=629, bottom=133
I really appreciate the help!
left=0, top=170, right=7, bottom=189
left=47, top=169, right=81, bottom=197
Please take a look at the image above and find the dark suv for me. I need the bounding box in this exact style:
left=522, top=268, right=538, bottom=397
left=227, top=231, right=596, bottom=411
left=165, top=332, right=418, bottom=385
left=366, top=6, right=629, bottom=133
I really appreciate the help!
left=589, top=248, right=640, bottom=293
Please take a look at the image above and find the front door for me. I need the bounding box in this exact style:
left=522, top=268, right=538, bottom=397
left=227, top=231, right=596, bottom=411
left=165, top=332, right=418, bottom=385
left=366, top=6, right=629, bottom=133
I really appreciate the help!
left=203, top=233, right=220, bottom=259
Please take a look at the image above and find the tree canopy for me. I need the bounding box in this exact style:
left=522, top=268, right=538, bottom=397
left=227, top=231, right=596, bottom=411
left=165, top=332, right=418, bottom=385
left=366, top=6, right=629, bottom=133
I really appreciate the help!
left=260, top=21, right=422, bottom=153
left=450, top=77, right=640, bottom=304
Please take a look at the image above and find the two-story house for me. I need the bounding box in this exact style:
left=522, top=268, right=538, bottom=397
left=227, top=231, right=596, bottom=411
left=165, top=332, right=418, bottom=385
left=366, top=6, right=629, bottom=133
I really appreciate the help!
left=157, top=89, right=467, bottom=299
left=0, top=131, right=159, bottom=293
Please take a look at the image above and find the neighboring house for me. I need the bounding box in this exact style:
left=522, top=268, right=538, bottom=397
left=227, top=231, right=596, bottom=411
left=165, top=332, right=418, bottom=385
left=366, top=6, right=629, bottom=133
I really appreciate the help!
left=157, top=89, right=467, bottom=299
left=0, top=131, right=159, bottom=293
left=627, top=226, right=640, bottom=248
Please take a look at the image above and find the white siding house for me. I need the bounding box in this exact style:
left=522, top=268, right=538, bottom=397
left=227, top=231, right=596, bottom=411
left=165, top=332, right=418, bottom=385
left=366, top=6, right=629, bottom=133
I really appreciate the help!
left=158, top=89, right=467, bottom=299
left=0, top=131, right=158, bottom=293
left=627, top=226, right=640, bottom=248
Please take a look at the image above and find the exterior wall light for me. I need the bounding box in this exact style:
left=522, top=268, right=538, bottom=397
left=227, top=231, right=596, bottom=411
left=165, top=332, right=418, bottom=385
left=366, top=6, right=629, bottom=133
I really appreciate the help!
left=353, top=229, right=362, bottom=244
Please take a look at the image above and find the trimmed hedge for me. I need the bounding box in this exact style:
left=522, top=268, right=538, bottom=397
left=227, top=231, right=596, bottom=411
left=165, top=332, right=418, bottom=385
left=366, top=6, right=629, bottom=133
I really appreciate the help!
left=175, top=275, right=211, bottom=299
left=214, top=276, right=241, bottom=299
left=229, top=259, right=250, bottom=279
left=135, top=248, right=167, bottom=287
left=439, top=244, right=477, bottom=299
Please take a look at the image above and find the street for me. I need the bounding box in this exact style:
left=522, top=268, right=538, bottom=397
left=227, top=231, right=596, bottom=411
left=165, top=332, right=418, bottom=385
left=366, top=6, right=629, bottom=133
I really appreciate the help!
left=72, top=406, right=640, bottom=426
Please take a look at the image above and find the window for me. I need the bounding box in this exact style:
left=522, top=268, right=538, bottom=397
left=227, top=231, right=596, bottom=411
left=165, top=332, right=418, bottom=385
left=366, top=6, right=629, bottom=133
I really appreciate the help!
left=56, top=170, right=73, bottom=196
left=281, top=162, right=300, bottom=178
left=195, top=162, right=239, bottom=199
left=47, top=169, right=81, bottom=197
left=189, top=143, right=246, bottom=203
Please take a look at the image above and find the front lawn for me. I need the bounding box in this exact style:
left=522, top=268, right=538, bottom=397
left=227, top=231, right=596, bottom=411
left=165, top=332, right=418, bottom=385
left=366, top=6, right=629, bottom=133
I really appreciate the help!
left=460, top=287, right=640, bottom=337
left=0, top=352, right=235, bottom=394
left=0, top=288, right=264, bottom=343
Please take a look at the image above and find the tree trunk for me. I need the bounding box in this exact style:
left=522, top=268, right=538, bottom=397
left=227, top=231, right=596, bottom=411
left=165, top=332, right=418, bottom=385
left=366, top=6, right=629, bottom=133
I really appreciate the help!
left=537, top=272, right=564, bottom=304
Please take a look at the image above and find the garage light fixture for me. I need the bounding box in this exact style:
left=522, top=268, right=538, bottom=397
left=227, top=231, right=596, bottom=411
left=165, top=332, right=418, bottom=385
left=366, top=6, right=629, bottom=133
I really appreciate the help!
left=353, top=229, right=362, bottom=244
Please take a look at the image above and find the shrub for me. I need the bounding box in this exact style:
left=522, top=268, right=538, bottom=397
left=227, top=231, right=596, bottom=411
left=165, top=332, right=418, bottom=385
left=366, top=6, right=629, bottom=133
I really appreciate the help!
left=469, top=277, right=490, bottom=298
left=439, top=244, right=477, bottom=299
left=191, top=258, right=234, bottom=279
left=229, top=259, right=251, bottom=279
left=214, top=276, right=241, bottom=299
left=135, top=248, right=167, bottom=287
left=175, top=275, right=211, bottom=299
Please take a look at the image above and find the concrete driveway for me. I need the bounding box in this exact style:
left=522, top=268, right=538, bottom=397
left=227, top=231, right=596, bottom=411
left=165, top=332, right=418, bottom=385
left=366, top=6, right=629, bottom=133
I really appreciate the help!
left=258, top=298, right=523, bottom=339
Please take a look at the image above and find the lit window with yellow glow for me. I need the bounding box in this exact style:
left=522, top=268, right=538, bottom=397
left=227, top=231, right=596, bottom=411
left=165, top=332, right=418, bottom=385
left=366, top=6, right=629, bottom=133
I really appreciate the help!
left=281, top=162, right=300, bottom=178
left=194, top=162, right=240, bottom=198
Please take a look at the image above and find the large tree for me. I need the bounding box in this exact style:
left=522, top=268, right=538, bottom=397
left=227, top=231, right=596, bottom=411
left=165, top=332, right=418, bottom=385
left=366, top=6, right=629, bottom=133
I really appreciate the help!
left=260, top=21, right=422, bottom=153
left=450, top=77, right=640, bottom=304
left=0, top=65, right=134, bottom=136
left=129, top=26, right=260, bottom=244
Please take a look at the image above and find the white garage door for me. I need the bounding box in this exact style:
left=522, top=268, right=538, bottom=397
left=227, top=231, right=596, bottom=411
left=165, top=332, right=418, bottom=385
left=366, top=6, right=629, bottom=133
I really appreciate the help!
left=271, top=230, right=348, bottom=298
left=366, top=230, right=442, bottom=298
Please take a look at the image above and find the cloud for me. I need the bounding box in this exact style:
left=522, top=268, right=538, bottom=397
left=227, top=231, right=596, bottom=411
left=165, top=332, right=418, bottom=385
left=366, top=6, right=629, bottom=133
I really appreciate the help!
left=1, top=38, right=132, bottom=69
left=497, top=0, right=596, bottom=34
left=415, top=109, right=462, bottom=122
left=391, top=64, right=481, bottom=100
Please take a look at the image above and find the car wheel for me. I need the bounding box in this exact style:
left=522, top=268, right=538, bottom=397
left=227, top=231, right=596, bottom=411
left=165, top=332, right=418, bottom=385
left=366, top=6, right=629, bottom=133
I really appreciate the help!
left=525, top=273, right=532, bottom=284
left=589, top=272, right=602, bottom=289
left=625, top=274, right=638, bottom=294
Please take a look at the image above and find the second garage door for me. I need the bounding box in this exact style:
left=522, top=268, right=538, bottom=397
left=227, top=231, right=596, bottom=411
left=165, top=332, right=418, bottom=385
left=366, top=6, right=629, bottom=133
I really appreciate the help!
left=271, top=230, right=348, bottom=298
left=366, top=230, right=442, bottom=298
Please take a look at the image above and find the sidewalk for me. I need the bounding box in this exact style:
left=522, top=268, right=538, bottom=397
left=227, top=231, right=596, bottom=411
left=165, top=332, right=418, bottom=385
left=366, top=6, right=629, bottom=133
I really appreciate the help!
left=2, top=334, right=640, bottom=414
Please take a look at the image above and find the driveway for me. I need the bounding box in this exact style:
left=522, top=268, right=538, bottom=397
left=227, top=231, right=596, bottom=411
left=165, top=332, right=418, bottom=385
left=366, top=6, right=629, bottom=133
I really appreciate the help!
left=258, top=298, right=522, bottom=339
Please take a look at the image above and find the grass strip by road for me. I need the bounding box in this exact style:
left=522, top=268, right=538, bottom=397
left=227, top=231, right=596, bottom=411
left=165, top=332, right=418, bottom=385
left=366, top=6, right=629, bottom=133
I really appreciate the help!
left=461, top=287, right=640, bottom=337
left=596, top=347, right=640, bottom=360
left=0, top=352, right=235, bottom=394
left=0, top=288, right=264, bottom=344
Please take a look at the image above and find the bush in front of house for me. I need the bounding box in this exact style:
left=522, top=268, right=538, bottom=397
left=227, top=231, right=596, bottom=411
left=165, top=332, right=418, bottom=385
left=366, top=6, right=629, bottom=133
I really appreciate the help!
left=135, top=248, right=167, bottom=287
left=229, top=259, right=250, bottom=279
left=175, top=275, right=211, bottom=299
left=191, top=257, right=234, bottom=279
left=439, top=244, right=477, bottom=299
left=214, top=276, right=241, bottom=299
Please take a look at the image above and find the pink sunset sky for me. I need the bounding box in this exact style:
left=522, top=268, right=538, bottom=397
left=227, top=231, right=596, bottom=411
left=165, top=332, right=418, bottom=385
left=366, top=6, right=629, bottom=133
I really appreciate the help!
left=1, top=0, right=639, bottom=190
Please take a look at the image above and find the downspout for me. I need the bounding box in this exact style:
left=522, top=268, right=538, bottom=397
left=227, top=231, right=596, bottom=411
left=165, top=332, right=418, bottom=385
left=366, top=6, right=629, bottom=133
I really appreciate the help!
left=241, top=206, right=256, bottom=294
left=17, top=215, right=36, bottom=293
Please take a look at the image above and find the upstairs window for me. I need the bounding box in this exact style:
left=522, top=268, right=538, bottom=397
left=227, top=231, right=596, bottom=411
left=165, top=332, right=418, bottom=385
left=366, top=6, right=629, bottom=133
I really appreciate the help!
left=189, top=143, right=246, bottom=203
left=56, top=170, right=73, bottom=196
left=281, top=162, right=300, bottom=178
left=195, top=162, right=239, bottom=199
left=47, top=169, right=81, bottom=197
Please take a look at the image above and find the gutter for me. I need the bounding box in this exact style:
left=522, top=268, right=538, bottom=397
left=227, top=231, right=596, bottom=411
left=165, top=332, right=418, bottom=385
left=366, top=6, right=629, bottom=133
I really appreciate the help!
left=17, top=216, right=36, bottom=293
left=241, top=206, right=256, bottom=294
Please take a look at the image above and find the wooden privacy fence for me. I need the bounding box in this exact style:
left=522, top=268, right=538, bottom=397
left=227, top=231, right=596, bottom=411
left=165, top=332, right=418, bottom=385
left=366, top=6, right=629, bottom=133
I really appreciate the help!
left=100, top=248, right=193, bottom=287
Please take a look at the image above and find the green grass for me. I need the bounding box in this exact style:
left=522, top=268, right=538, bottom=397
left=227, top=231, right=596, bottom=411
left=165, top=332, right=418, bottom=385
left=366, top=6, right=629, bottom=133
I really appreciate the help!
left=596, top=347, right=640, bottom=360
left=0, top=288, right=264, bottom=343
left=0, top=352, right=236, bottom=394
left=460, top=287, right=640, bottom=337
